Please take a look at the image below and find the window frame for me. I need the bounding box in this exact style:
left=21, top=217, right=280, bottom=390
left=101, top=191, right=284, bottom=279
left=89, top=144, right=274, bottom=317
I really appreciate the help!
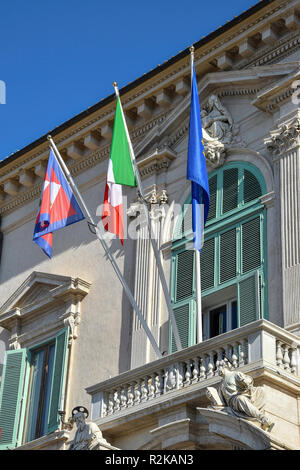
left=22, top=340, right=56, bottom=444
left=170, top=162, right=268, bottom=352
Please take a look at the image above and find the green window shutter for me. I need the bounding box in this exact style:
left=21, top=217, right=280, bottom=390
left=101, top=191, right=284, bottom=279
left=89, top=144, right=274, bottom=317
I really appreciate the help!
left=223, top=168, right=238, bottom=214
left=171, top=300, right=195, bottom=353
left=200, top=237, right=215, bottom=290
left=207, top=175, right=217, bottom=221
left=0, top=349, right=27, bottom=449
left=238, top=272, right=260, bottom=327
left=182, top=203, right=193, bottom=237
left=242, top=217, right=261, bottom=274
left=47, top=328, right=69, bottom=434
left=244, top=169, right=262, bottom=204
left=220, top=228, right=236, bottom=283
left=175, top=250, right=194, bottom=302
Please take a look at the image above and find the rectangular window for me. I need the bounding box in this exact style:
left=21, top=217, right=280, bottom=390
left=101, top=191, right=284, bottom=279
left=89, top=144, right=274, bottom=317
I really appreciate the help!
left=203, top=299, right=237, bottom=340
left=0, top=328, right=69, bottom=449
left=24, top=342, right=55, bottom=443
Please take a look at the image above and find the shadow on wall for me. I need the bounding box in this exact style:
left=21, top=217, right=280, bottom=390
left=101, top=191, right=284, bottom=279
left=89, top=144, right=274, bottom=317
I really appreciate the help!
left=114, top=235, right=135, bottom=374
left=0, top=328, right=10, bottom=378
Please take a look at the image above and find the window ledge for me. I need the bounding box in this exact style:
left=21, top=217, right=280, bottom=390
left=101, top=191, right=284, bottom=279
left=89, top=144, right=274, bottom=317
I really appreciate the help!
left=15, top=430, right=70, bottom=450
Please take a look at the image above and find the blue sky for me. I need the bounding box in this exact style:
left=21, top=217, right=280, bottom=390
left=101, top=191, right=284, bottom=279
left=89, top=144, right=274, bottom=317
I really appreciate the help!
left=0, top=0, right=258, bottom=161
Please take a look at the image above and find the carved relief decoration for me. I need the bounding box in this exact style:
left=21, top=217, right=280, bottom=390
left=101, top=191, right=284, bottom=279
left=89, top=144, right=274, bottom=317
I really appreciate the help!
left=199, top=94, right=245, bottom=170
left=265, top=118, right=300, bottom=156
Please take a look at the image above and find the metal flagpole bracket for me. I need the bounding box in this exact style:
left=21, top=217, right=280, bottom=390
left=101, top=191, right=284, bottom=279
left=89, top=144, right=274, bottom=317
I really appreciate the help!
left=87, top=221, right=97, bottom=235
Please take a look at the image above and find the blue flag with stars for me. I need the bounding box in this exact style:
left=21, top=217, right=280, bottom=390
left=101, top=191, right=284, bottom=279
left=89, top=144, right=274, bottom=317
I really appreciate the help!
left=187, top=64, right=210, bottom=251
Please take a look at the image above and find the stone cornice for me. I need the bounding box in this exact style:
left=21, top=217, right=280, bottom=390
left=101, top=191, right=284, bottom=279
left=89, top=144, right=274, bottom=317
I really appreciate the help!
left=0, top=0, right=298, bottom=215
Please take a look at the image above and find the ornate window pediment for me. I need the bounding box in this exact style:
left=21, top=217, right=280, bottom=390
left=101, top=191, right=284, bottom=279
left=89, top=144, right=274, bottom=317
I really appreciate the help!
left=0, top=271, right=91, bottom=449
left=0, top=271, right=91, bottom=349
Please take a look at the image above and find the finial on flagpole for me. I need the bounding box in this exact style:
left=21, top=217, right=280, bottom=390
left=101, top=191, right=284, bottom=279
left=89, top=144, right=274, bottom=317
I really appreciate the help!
left=112, top=81, right=120, bottom=97
left=189, top=45, right=195, bottom=53
left=47, top=135, right=52, bottom=141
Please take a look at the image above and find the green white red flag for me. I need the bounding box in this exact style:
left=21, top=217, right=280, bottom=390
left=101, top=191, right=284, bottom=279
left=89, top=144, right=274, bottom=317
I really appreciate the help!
left=102, top=96, right=136, bottom=243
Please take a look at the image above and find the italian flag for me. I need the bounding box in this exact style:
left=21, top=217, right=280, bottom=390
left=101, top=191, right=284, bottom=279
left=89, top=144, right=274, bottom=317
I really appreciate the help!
left=102, top=96, right=136, bottom=244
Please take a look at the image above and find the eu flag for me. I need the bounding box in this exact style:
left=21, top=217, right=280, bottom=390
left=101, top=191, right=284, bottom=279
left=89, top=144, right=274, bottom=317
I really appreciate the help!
left=33, top=149, right=85, bottom=258
left=187, top=64, right=210, bottom=251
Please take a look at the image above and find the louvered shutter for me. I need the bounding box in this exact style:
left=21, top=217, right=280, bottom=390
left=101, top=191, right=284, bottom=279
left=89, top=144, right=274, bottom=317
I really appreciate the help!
left=175, top=250, right=194, bottom=302
left=207, top=175, right=217, bottom=221
left=182, top=203, right=193, bottom=236
left=244, top=170, right=262, bottom=204
left=0, top=349, right=27, bottom=449
left=220, top=228, right=236, bottom=283
left=238, top=272, right=260, bottom=326
left=200, top=237, right=215, bottom=290
left=171, top=300, right=196, bottom=353
left=223, top=168, right=238, bottom=213
left=47, top=328, right=69, bottom=433
left=242, top=217, right=261, bottom=274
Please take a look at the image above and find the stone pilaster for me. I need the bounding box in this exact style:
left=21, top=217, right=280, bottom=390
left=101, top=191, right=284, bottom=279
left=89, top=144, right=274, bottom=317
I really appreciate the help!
left=265, top=117, right=300, bottom=332
left=128, top=187, right=168, bottom=368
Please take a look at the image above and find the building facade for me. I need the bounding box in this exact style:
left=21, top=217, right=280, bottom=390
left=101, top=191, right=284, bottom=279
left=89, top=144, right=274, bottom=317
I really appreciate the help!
left=0, top=0, right=300, bottom=450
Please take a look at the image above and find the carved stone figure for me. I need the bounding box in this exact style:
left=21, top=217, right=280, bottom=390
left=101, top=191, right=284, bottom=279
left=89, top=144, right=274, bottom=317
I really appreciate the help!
left=206, top=361, right=274, bottom=432
left=202, top=95, right=233, bottom=145
left=200, top=94, right=234, bottom=169
left=69, top=406, right=108, bottom=450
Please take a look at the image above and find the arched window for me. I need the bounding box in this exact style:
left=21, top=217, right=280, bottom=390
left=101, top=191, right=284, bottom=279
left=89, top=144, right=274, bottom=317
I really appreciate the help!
left=170, top=162, right=267, bottom=352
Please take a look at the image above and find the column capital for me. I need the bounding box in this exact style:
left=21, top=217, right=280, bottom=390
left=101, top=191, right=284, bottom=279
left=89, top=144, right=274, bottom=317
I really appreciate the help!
left=265, top=117, right=300, bottom=157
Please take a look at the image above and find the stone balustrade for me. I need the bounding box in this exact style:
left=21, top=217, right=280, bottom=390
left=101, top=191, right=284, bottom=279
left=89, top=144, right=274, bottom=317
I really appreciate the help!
left=87, top=320, right=300, bottom=421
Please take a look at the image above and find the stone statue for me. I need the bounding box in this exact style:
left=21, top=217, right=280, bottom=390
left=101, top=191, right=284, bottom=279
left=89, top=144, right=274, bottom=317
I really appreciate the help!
left=206, top=360, right=274, bottom=432
left=202, top=95, right=233, bottom=145
left=68, top=406, right=108, bottom=450
left=199, top=94, right=234, bottom=169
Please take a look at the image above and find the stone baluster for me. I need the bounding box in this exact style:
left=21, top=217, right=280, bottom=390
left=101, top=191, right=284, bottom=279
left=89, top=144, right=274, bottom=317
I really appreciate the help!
left=276, top=341, right=284, bottom=368
left=127, top=383, right=135, bottom=407
left=232, top=343, right=238, bottom=368
left=239, top=339, right=247, bottom=367
left=282, top=344, right=291, bottom=371
left=225, top=343, right=232, bottom=363
left=215, top=348, right=224, bottom=375
left=101, top=394, right=108, bottom=417
left=207, top=353, right=215, bottom=378
left=113, top=388, right=121, bottom=412
left=290, top=348, right=298, bottom=374
left=134, top=379, right=142, bottom=405
left=184, top=360, right=192, bottom=386
left=120, top=385, right=128, bottom=409
left=141, top=377, right=149, bottom=402
left=176, top=362, right=184, bottom=389
left=192, top=357, right=200, bottom=384
left=199, top=358, right=206, bottom=381
left=107, top=391, right=114, bottom=415
left=148, top=374, right=156, bottom=399
left=155, top=370, right=164, bottom=397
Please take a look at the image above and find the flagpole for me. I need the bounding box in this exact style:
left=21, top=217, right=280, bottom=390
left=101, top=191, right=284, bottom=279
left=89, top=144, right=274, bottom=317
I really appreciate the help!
left=190, top=46, right=203, bottom=344
left=112, top=83, right=183, bottom=352
left=47, top=135, right=162, bottom=359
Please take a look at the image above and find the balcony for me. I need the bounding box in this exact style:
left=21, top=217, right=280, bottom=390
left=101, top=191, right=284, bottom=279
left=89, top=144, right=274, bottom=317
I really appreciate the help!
left=86, top=320, right=300, bottom=450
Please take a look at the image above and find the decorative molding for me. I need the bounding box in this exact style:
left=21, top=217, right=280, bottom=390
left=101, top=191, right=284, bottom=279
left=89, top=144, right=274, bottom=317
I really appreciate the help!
left=138, top=146, right=177, bottom=179
left=259, top=190, right=276, bottom=209
left=0, top=272, right=91, bottom=348
left=264, top=117, right=300, bottom=156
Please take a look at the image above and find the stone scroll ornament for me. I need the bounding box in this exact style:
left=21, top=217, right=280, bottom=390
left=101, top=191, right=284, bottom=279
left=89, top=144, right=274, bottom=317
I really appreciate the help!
left=68, top=406, right=109, bottom=450
left=206, top=360, right=275, bottom=432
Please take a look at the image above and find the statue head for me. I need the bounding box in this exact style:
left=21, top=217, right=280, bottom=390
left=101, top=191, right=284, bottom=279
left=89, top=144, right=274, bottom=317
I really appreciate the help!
left=72, top=406, right=89, bottom=431
left=207, top=94, right=220, bottom=111
left=218, top=358, right=233, bottom=377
